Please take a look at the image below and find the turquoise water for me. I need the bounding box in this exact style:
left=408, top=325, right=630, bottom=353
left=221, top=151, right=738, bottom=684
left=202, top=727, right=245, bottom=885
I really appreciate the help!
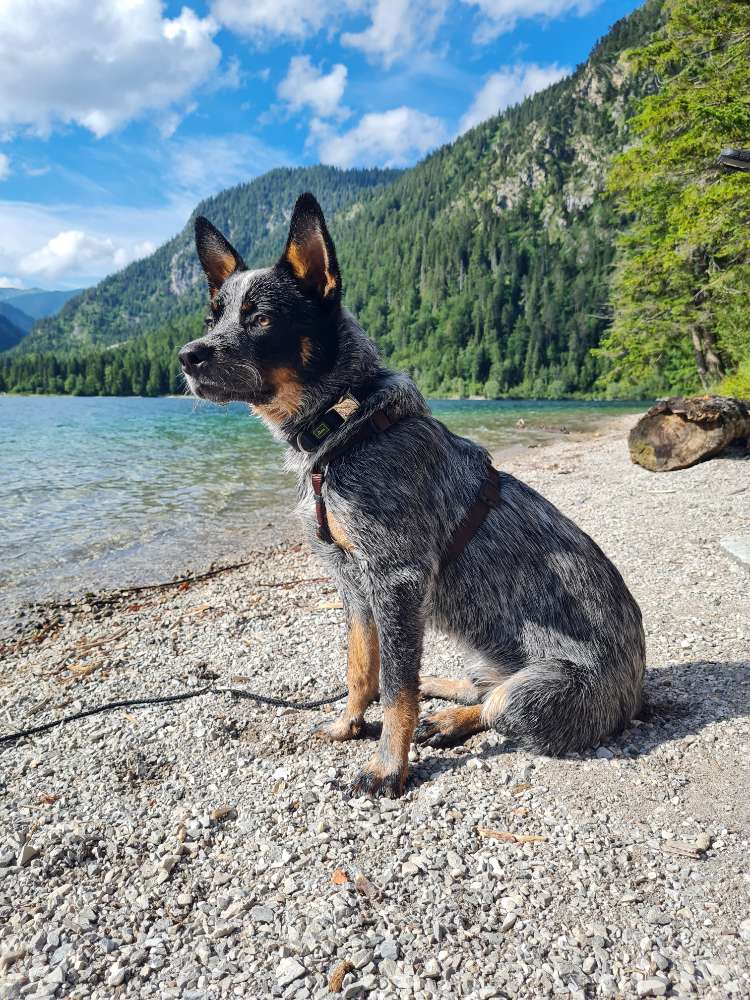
left=1, top=395, right=644, bottom=609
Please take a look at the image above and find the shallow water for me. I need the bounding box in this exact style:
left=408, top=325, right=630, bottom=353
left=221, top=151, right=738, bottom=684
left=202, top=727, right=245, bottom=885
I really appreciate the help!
left=0, top=395, right=644, bottom=609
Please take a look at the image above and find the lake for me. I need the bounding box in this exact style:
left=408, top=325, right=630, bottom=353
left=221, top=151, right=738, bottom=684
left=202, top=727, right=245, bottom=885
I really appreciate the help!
left=1, top=395, right=644, bottom=611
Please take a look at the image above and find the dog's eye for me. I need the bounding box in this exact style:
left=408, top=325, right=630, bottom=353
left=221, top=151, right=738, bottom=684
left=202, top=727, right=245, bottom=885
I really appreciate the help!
left=203, top=314, right=214, bottom=330
left=255, top=313, right=271, bottom=328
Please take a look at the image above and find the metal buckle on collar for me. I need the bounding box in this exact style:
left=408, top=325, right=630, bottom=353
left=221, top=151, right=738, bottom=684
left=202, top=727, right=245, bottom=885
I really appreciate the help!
left=295, top=391, right=363, bottom=453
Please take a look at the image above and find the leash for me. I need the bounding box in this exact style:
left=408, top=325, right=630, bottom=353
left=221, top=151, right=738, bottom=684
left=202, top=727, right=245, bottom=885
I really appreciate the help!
left=0, top=683, right=347, bottom=750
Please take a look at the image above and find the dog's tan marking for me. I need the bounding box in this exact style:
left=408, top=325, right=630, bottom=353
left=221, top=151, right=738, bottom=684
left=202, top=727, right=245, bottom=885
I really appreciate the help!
left=319, top=619, right=379, bottom=741
left=420, top=676, right=480, bottom=704
left=300, top=336, right=313, bottom=365
left=253, top=367, right=303, bottom=424
left=285, top=237, right=336, bottom=298
left=481, top=671, right=525, bottom=727
left=327, top=510, right=354, bottom=552
left=374, top=688, right=418, bottom=777
left=423, top=704, right=484, bottom=740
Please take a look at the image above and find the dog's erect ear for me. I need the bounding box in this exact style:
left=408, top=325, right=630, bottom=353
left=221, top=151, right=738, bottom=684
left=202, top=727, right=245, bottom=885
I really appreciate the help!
left=195, top=216, right=246, bottom=298
left=279, top=193, right=341, bottom=304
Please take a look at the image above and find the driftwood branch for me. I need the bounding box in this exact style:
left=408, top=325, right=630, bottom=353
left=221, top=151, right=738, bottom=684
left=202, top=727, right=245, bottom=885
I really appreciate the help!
left=629, top=395, right=750, bottom=472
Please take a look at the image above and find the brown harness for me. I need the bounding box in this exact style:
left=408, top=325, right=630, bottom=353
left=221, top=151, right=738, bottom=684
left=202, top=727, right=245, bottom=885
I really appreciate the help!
left=300, top=399, right=501, bottom=564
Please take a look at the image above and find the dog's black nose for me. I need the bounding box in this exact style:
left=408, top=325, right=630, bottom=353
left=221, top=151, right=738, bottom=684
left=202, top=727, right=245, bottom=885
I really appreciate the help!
left=179, top=341, right=213, bottom=375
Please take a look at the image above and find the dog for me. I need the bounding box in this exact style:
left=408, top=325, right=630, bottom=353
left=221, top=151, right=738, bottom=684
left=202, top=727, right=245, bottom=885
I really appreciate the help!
left=179, top=193, right=646, bottom=798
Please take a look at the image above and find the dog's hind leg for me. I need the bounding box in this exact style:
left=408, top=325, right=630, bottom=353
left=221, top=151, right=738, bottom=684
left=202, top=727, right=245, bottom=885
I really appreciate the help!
left=419, top=676, right=481, bottom=704
left=480, top=659, right=641, bottom=755
left=414, top=704, right=486, bottom=747
left=316, top=617, right=380, bottom=741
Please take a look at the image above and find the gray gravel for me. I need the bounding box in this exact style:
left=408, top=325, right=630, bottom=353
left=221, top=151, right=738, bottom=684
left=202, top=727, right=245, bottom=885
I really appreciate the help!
left=1, top=415, right=749, bottom=999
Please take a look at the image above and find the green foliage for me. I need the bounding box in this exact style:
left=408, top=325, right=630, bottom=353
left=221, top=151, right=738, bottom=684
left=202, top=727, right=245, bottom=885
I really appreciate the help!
left=598, top=0, right=750, bottom=393
left=0, top=314, right=201, bottom=396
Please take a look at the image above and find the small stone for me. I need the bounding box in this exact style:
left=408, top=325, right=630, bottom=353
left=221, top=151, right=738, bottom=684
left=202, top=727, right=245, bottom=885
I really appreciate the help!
left=342, top=983, right=364, bottom=999
left=501, top=913, right=517, bottom=932
left=16, top=843, right=40, bottom=867
left=636, top=977, right=667, bottom=997
left=377, top=938, right=399, bottom=961
left=108, top=966, right=127, bottom=987
left=595, top=747, right=614, bottom=760
left=423, top=959, right=440, bottom=979
left=251, top=905, right=275, bottom=923
left=276, top=957, right=306, bottom=988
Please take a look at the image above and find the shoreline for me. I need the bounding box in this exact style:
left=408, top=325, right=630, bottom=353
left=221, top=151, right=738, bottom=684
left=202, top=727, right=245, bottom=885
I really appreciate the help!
left=1, top=412, right=748, bottom=997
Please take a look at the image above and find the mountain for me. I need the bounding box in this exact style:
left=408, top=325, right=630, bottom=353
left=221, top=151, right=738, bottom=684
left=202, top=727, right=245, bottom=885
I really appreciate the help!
left=0, top=313, right=26, bottom=352
left=4, top=0, right=665, bottom=397
left=0, top=287, right=83, bottom=321
left=17, top=166, right=401, bottom=354
left=0, top=300, right=34, bottom=334
left=333, top=0, right=663, bottom=397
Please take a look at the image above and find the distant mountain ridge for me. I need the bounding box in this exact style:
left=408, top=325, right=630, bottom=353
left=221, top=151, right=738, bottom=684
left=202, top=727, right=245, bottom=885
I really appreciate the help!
left=0, top=299, right=34, bottom=334
left=0, top=313, right=26, bottom=352
left=0, top=286, right=82, bottom=322
left=18, top=167, right=401, bottom=354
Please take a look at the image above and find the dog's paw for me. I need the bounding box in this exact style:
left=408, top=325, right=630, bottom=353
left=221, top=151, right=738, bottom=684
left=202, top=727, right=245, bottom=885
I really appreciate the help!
left=313, top=714, right=365, bottom=742
left=415, top=708, right=479, bottom=748
left=347, top=759, right=407, bottom=799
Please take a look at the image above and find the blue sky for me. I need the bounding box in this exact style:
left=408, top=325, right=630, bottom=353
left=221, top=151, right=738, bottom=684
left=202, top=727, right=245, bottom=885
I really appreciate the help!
left=0, top=0, right=642, bottom=290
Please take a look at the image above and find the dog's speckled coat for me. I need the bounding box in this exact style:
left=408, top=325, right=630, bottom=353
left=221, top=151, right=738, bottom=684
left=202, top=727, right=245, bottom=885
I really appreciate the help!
left=180, top=193, right=646, bottom=797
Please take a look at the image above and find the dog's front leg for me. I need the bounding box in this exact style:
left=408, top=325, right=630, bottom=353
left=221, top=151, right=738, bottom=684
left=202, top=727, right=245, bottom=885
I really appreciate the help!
left=348, top=565, right=426, bottom=798
left=318, top=613, right=380, bottom=741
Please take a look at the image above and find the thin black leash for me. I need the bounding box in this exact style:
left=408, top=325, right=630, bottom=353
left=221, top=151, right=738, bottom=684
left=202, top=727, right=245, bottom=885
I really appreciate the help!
left=0, top=684, right=347, bottom=750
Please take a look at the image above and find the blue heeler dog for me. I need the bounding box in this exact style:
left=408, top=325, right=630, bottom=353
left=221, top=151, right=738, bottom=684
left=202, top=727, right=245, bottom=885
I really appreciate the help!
left=179, top=193, right=646, bottom=798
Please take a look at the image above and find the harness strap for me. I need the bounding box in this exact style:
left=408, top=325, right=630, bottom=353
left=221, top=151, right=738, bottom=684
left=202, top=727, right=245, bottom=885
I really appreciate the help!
left=441, top=464, right=501, bottom=566
left=310, top=406, right=398, bottom=543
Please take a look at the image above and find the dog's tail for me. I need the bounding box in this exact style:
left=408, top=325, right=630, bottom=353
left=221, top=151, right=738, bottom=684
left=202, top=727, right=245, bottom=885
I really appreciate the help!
left=480, top=659, right=641, bottom=756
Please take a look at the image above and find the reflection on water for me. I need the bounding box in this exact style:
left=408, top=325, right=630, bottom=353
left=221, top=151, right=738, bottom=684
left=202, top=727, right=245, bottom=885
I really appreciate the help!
left=1, top=395, right=643, bottom=609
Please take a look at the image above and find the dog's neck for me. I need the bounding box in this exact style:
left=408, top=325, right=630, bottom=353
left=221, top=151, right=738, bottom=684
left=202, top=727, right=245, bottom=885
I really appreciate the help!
left=257, top=307, right=429, bottom=472
left=258, top=308, right=381, bottom=445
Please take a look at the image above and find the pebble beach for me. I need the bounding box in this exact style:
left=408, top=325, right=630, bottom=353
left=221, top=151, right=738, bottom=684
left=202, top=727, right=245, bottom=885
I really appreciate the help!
left=1, top=414, right=749, bottom=1000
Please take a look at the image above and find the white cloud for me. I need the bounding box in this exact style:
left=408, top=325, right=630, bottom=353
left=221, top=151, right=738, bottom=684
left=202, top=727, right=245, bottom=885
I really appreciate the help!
left=278, top=57, right=348, bottom=119
left=211, top=0, right=361, bottom=42
left=312, top=107, right=447, bottom=168
left=0, top=199, right=185, bottom=288
left=0, top=275, right=24, bottom=289
left=0, top=0, right=222, bottom=137
left=459, top=62, right=571, bottom=133
left=19, top=231, right=155, bottom=281
left=462, top=0, right=600, bottom=41
left=342, top=0, right=448, bottom=68
left=0, top=153, right=10, bottom=180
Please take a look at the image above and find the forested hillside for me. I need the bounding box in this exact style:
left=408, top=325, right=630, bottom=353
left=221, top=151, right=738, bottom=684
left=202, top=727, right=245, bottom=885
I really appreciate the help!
left=18, top=167, right=400, bottom=354
left=4, top=1, right=668, bottom=397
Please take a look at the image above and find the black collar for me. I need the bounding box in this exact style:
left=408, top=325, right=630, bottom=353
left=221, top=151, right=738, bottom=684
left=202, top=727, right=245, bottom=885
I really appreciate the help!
left=291, top=379, right=379, bottom=453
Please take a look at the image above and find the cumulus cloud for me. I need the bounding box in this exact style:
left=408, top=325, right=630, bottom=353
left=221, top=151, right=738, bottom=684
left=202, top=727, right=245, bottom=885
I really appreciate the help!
left=459, top=62, right=571, bottom=133
left=462, top=0, right=600, bottom=40
left=19, top=231, right=156, bottom=281
left=211, top=0, right=360, bottom=42
left=0, top=153, right=10, bottom=181
left=0, top=275, right=25, bottom=289
left=0, top=0, right=222, bottom=137
left=278, top=57, right=348, bottom=119
left=341, top=0, right=449, bottom=68
left=312, top=107, right=447, bottom=168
